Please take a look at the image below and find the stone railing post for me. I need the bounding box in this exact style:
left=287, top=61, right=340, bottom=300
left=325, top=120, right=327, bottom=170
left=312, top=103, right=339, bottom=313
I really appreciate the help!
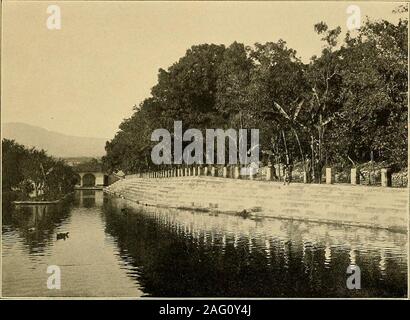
left=197, top=166, right=201, bottom=176
left=204, top=166, right=208, bottom=176
left=234, top=166, right=240, bottom=179
left=381, top=168, right=392, bottom=187
left=211, top=166, right=216, bottom=177
left=275, top=165, right=281, bottom=182
left=303, top=172, right=308, bottom=183
left=326, top=167, right=335, bottom=184
left=350, top=168, right=360, bottom=185
left=223, top=167, right=228, bottom=178
left=266, top=165, right=272, bottom=181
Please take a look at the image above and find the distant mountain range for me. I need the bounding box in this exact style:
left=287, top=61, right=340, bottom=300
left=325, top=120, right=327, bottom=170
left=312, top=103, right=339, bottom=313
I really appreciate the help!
left=2, top=122, right=108, bottom=158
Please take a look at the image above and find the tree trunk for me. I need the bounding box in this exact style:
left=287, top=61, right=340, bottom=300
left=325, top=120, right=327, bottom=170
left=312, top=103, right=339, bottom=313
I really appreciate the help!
left=292, top=127, right=305, bottom=173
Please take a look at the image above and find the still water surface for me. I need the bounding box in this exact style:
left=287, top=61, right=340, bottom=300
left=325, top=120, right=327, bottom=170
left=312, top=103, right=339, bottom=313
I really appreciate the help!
left=2, top=190, right=407, bottom=297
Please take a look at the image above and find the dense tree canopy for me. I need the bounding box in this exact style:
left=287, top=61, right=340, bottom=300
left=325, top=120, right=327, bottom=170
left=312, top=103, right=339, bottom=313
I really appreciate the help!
left=103, top=14, right=408, bottom=179
left=2, top=139, right=77, bottom=201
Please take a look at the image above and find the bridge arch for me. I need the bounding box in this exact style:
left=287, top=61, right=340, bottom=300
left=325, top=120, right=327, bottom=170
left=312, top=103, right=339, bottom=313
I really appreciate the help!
left=82, top=173, right=96, bottom=187
left=74, top=171, right=106, bottom=187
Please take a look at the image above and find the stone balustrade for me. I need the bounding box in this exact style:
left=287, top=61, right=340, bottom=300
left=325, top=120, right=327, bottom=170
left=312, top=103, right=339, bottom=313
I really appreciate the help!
left=135, top=165, right=398, bottom=188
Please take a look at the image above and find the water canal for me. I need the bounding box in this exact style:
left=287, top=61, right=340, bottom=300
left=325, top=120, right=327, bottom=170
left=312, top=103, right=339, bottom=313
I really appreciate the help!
left=2, top=190, right=407, bottom=297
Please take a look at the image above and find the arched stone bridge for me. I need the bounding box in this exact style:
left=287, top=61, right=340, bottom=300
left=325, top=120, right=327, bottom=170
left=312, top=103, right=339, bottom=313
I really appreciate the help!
left=74, top=171, right=108, bottom=188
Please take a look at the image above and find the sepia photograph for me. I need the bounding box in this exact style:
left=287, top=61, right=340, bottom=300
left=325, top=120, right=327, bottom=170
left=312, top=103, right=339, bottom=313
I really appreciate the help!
left=1, top=0, right=408, bottom=301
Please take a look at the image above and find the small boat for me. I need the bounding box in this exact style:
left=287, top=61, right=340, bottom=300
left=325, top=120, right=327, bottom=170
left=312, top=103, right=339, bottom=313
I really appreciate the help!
left=13, top=200, right=61, bottom=205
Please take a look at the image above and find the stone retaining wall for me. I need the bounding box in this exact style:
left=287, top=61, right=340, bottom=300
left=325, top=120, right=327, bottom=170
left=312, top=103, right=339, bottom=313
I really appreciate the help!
left=104, top=176, right=408, bottom=231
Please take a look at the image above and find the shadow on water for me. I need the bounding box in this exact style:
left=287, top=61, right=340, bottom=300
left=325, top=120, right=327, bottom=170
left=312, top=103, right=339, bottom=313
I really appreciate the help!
left=102, top=197, right=407, bottom=298
left=2, top=191, right=407, bottom=297
left=2, top=196, right=74, bottom=255
left=2, top=190, right=142, bottom=297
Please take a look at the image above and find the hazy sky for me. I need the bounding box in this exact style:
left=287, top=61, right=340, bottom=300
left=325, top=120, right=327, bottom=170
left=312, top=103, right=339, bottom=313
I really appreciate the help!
left=2, top=1, right=404, bottom=139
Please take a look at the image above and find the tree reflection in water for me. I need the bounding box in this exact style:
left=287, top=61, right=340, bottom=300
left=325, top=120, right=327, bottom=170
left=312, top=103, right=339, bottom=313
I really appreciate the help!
left=102, top=198, right=407, bottom=298
left=2, top=192, right=406, bottom=297
left=2, top=198, right=73, bottom=255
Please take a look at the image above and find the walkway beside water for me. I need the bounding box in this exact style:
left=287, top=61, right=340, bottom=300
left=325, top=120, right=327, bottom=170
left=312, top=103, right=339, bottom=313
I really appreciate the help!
left=105, top=176, right=408, bottom=232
